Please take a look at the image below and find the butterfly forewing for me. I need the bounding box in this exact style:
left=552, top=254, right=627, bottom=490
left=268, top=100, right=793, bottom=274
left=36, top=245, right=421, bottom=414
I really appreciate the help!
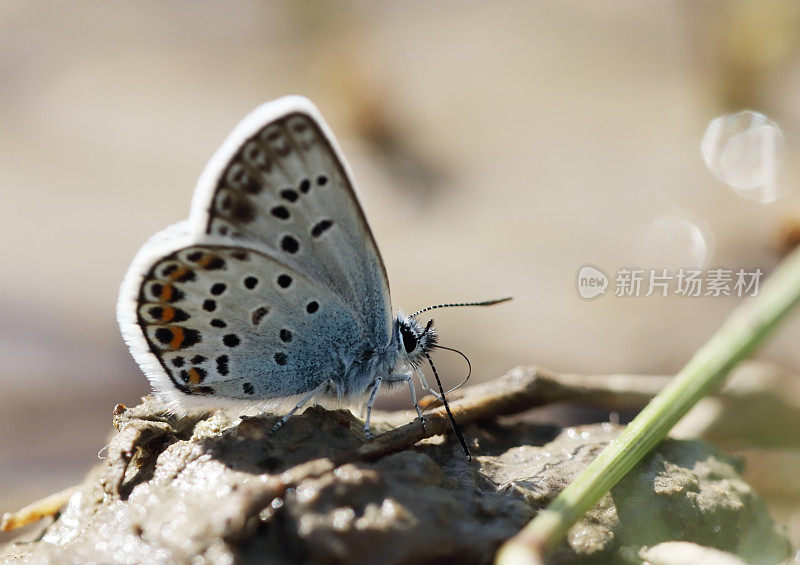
left=199, top=106, right=391, bottom=348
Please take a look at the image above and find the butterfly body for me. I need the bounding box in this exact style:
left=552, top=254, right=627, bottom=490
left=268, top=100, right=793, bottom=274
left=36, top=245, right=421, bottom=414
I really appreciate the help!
left=118, top=96, right=506, bottom=447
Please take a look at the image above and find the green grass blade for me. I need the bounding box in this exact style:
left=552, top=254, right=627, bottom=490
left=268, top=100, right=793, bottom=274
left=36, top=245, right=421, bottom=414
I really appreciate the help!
left=497, top=246, right=800, bottom=564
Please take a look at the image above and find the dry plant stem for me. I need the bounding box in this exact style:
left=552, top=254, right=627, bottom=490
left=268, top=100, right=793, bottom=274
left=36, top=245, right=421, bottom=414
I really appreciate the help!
left=497, top=246, right=800, bottom=565
left=0, top=486, right=80, bottom=531
left=353, top=368, right=669, bottom=462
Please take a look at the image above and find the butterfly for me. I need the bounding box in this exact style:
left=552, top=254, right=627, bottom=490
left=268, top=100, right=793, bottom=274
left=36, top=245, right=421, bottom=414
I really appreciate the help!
left=117, top=96, right=510, bottom=456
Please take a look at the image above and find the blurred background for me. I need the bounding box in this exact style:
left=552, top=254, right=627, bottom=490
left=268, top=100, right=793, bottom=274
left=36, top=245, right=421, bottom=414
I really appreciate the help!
left=2, top=0, right=800, bottom=548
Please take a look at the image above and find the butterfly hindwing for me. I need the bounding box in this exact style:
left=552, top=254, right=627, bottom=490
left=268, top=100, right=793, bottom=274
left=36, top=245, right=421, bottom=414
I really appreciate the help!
left=135, top=243, right=368, bottom=402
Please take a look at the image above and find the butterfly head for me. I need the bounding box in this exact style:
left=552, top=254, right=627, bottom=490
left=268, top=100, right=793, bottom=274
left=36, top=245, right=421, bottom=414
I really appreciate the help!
left=394, top=313, right=438, bottom=365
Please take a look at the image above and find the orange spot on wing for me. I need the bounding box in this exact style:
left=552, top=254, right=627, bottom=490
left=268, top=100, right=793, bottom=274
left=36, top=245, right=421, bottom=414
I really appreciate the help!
left=160, top=283, right=174, bottom=302
left=169, top=266, right=188, bottom=281
left=169, top=327, right=184, bottom=350
left=198, top=254, right=213, bottom=267
left=161, top=306, right=175, bottom=322
left=188, top=368, right=201, bottom=384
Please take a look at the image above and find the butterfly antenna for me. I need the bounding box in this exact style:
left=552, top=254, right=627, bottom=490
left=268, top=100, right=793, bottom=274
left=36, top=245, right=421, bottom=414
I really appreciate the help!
left=411, top=296, right=512, bottom=317
left=425, top=352, right=471, bottom=459
left=433, top=344, right=472, bottom=392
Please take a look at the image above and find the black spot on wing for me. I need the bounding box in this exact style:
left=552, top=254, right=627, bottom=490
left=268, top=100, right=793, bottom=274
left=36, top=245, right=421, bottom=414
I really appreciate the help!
left=280, top=235, right=299, bottom=254
left=311, top=220, right=333, bottom=238
left=223, top=334, right=240, bottom=347
left=154, top=328, right=172, bottom=344
left=280, top=189, right=299, bottom=202
left=216, top=355, right=229, bottom=376
left=271, top=206, right=290, bottom=220
left=252, top=307, right=270, bottom=325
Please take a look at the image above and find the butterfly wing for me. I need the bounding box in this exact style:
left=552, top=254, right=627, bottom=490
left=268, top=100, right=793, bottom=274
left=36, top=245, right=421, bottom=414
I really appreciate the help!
left=119, top=232, right=374, bottom=410
left=189, top=96, right=391, bottom=346
left=118, top=97, right=393, bottom=412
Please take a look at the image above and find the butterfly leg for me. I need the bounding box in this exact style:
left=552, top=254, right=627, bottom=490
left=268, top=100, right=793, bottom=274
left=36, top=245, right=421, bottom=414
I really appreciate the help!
left=413, top=366, right=443, bottom=401
left=269, top=379, right=334, bottom=436
left=397, top=372, right=426, bottom=431
left=363, top=376, right=382, bottom=441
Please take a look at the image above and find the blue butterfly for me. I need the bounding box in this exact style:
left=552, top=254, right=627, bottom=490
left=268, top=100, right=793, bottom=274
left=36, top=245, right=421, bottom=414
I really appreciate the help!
left=118, top=96, right=509, bottom=455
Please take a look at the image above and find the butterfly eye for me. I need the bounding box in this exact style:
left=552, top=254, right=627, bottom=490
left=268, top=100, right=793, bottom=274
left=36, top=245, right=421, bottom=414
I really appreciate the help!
left=400, top=325, right=417, bottom=354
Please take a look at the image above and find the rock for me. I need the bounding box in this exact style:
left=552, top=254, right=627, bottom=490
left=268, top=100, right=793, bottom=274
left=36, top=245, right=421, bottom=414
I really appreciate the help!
left=0, top=392, right=790, bottom=564
left=639, top=541, right=748, bottom=565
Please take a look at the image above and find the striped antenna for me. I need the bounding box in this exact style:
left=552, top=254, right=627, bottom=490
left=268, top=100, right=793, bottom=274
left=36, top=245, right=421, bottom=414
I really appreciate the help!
left=411, top=296, right=512, bottom=318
